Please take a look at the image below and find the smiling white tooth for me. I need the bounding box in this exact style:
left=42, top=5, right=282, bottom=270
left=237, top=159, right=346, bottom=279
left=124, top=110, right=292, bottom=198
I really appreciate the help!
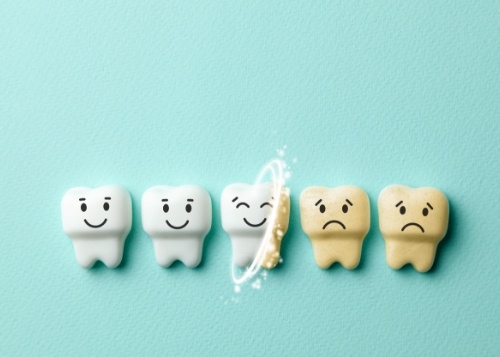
left=141, top=185, right=212, bottom=268
left=300, top=186, right=370, bottom=269
left=378, top=185, right=449, bottom=272
left=61, top=186, right=132, bottom=268
left=221, top=183, right=290, bottom=269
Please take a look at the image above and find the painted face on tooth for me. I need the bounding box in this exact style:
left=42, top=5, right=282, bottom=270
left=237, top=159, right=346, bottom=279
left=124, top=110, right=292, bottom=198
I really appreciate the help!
left=396, top=200, right=434, bottom=233
left=315, top=197, right=354, bottom=230
left=232, top=196, right=274, bottom=228
left=162, top=198, right=194, bottom=230
left=80, top=196, right=111, bottom=228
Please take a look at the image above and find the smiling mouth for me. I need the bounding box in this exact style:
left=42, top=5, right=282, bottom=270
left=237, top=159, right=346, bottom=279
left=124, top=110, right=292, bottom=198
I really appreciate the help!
left=84, top=219, right=107, bottom=228
left=401, top=222, right=425, bottom=233
left=166, top=220, right=189, bottom=230
left=322, top=220, right=346, bottom=230
left=243, top=217, right=267, bottom=228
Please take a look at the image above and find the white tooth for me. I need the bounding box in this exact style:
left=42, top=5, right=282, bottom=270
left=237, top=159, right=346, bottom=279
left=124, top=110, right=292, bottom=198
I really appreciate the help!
left=378, top=185, right=449, bottom=272
left=141, top=185, right=212, bottom=268
left=221, top=183, right=290, bottom=269
left=61, top=186, right=132, bottom=268
left=300, top=186, right=370, bottom=269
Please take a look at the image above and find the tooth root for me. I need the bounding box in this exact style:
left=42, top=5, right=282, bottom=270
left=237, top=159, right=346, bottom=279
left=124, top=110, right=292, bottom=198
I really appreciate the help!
left=230, top=235, right=262, bottom=267
left=385, top=240, right=437, bottom=272
left=379, top=185, right=449, bottom=272
left=310, top=238, right=363, bottom=269
left=221, top=183, right=290, bottom=269
left=300, top=186, right=370, bottom=270
left=61, top=186, right=132, bottom=269
left=142, top=185, right=212, bottom=268
left=152, top=237, right=203, bottom=268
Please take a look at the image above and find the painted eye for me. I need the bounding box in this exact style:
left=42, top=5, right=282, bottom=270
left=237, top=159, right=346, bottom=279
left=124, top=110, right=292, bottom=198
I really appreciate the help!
left=81, top=203, right=87, bottom=212
left=260, top=202, right=273, bottom=208
left=342, top=204, right=348, bottom=213
left=400, top=206, right=406, bottom=215
left=103, top=202, right=109, bottom=211
left=319, top=204, right=326, bottom=213
left=236, top=202, right=250, bottom=209
left=422, top=207, right=428, bottom=216
left=163, top=204, right=169, bottom=213
left=186, top=204, right=192, bottom=213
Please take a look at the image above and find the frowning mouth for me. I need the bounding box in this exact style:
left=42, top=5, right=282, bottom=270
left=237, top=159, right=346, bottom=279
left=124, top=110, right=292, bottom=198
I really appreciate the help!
left=84, top=219, right=107, bottom=228
left=166, top=220, right=189, bottom=230
left=243, top=218, right=266, bottom=228
left=401, top=222, right=425, bottom=233
left=322, top=220, right=346, bottom=230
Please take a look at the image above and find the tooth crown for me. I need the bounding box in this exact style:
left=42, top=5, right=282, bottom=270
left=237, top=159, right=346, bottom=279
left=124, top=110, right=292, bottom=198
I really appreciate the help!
left=62, top=186, right=132, bottom=238
left=142, top=185, right=212, bottom=237
left=300, top=186, right=370, bottom=269
left=221, top=183, right=290, bottom=269
left=61, top=185, right=132, bottom=268
left=378, top=185, right=449, bottom=272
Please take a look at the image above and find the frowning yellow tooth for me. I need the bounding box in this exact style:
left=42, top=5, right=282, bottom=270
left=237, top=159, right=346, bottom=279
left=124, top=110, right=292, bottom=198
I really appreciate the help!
left=300, top=186, right=370, bottom=269
left=378, top=185, right=449, bottom=272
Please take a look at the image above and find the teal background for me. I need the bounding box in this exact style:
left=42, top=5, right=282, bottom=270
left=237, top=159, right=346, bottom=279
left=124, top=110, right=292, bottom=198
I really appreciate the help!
left=1, top=1, right=499, bottom=356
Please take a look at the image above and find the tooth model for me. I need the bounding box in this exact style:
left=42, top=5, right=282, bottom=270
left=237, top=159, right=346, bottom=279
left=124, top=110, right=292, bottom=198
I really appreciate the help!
left=378, top=185, right=449, bottom=272
left=61, top=186, right=132, bottom=268
left=142, top=185, right=212, bottom=268
left=221, top=183, right=290, bottom=269
left=300, top=186, right=370, bottom=269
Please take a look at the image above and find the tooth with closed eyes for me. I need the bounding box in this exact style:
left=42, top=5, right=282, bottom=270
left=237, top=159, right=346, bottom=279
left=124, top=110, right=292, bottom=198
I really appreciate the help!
left=221, top=183, right=290, bottom=269
left=378, top=185, right=449, bottom=272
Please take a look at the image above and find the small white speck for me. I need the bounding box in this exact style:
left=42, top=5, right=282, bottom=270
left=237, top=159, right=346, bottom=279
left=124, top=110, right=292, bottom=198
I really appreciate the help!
left=234, top=285, right=241, bottom=293
left=251, top=279, right=262, bottom=290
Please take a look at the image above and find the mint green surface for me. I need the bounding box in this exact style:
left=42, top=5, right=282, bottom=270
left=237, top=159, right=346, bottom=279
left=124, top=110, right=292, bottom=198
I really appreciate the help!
left=1, top=1, right=499, bottom=356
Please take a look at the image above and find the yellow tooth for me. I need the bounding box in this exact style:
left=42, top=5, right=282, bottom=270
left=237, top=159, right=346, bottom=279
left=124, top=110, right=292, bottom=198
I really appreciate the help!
left=378, top=185, right=449, bottom=272
left=260, top=187, right=290, bottom=269
left=300, top=186, right=370, bottom=269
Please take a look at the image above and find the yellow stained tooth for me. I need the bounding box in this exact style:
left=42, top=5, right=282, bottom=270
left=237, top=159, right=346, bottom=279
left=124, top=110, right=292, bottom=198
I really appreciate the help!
left=378, top=185, right=449, bottom=272
left=300, top=186, right=370, bottom=269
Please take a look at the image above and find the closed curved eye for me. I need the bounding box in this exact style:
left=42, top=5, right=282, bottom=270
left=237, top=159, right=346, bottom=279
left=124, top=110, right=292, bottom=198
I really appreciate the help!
left=236, top=202, right=250, bottom=209
left=260, top=202, right=273, bottom=208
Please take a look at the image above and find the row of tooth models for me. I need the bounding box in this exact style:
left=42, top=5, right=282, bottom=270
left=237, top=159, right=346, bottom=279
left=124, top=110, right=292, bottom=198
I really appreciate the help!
left=61, top=184, right=449, bottom=273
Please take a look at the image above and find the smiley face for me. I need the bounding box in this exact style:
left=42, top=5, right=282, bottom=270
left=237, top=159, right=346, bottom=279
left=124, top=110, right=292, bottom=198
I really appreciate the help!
left=161, top=198, right=193, bottom=230
left=80, top=196, right=110, bottom=228
left=232, top=197, right=273, bottom=228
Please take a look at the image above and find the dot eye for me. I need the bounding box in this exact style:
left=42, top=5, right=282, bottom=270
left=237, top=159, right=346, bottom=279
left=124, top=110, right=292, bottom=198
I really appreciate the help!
left=81, top=203, right=87, bottom=212
left=103, top=202, right=109, bottom=211
left=342, top=204, right=348, bottom=213
left=163, top=204, right=169, bottom=213
left=319, top=204, right=326, bottom=213
left=186, top=204, right=192, bottom=213
left=422, top=207, right=429, bottom=216
left=399, top=206, right=406, bottom=215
